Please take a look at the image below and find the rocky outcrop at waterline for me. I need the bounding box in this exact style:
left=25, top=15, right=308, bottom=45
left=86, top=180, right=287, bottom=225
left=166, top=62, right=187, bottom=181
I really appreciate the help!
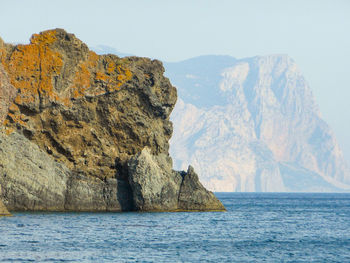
left=0, top=185, right=10, bottom=216
left=0, top=62, right=14, bottom=216
left=0, top=200, right=10, bottom=216
left=0, top=131, right=132, bottom=211
left=0, top=63, right=17, bottom=126
left=0, top=29, right=224, bottom=212
left=128, top=148, right=224, bottom=211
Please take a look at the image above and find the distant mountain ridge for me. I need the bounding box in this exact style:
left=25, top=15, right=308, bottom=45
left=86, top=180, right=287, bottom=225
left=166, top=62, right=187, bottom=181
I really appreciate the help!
left=90, top=45, right=350, bottom=192
left=92, top=45, right=133, bottom=57
left=165, top=55, right=350, bottom=192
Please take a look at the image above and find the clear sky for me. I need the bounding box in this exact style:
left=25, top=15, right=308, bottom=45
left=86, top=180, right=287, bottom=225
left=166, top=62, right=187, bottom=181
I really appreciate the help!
left=1, top=0, right=349, bottom=165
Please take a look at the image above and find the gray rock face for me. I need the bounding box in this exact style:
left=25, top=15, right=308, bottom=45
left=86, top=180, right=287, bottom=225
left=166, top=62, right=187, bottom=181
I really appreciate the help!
left=0, top=131, right=132, bottom=211
left=0, top=200, right=10, bottom=216
left=0, top=62, right=16, bottom=215
left=0, top=185, right=10, bottom=216
left=166, top=55, right=350, bottom=192
left=128, top=148, right=182, bottom=211
left=65, top=175, right=132, bottom=212
left=0, top=131, right=223, bottom=212
left=0, top=132, right=69, bottom=211
left=128, top=148, right=225, bottom=211
left=178, top=166, right=226, bottom=211
left=0, top=64, right=17, bottom=124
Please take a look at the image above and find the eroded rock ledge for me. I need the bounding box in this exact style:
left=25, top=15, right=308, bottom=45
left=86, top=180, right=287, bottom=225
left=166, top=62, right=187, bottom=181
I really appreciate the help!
left=0, top=29, right=225, bottom=212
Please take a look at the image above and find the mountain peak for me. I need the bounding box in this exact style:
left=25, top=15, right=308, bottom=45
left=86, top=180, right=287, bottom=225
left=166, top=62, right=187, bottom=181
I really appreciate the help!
left=168, top=54, right=350, bottom=192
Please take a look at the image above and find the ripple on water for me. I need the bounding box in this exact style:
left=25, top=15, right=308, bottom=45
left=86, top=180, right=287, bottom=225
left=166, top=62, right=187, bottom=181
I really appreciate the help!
left=0, top=193, right=350, bottom=262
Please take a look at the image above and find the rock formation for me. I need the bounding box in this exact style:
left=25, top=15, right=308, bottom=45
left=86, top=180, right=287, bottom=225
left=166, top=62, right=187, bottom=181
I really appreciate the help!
left=0, top=59, right=15, bottom=216
left=0, top=200, right=10, bottom=216
left=128, top=148, right=224, bottom=211
left=0, top=29, right=224, bottom=212
left=0, top=183, right=10, bottom=216
left=0, top=64, right=17, bottom=126
left=166, top=55, right=350, bottom=192
left=0, top=131, right=133, bottom=211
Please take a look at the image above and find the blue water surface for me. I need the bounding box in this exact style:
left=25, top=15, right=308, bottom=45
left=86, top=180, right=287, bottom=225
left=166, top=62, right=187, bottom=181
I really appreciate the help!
left=0, top=193, right=350, bottom=262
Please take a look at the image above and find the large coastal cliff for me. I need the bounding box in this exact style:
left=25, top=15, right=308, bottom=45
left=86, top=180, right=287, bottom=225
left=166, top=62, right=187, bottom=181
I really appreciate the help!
left=0, top=29, right=224, bottom=212
left=166, top=55, right=350, bottom=192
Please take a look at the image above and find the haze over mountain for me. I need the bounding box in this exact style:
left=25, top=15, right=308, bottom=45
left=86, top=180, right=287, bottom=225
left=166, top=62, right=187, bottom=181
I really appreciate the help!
left=165, top=55, right=350, bottom=192
left=88, top=45, right=350, bottom=192
left=92, top=45, right=133, bottom=58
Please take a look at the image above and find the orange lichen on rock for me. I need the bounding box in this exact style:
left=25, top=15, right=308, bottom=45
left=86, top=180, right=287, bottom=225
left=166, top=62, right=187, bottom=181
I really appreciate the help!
left=30, top=30, right=58, bottom=46
left=2, top=30, right=63, bottom=107
left=0, top=29, right=133, bottom=130
left=7, top=112, right=27, bottom=126
left=106, top=62, right=116, bottom=73
left=0, top=48, right=6, bottom=65
left=115, top=65, right=132, bottom=87
left=70, top=52, right=133, bottom=98
left=99, top=56, right=133, bottom=92
left=70, top=51, right=99, bottom=99
left=7, top=103, right=19, bottom=113
left=95, top=72, right=108, bottom=82
left=0, top=30, right=64, bottom=129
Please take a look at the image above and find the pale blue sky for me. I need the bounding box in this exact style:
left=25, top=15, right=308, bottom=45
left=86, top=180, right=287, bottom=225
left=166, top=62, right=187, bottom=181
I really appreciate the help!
left=1, top=0, right=349, bottom=164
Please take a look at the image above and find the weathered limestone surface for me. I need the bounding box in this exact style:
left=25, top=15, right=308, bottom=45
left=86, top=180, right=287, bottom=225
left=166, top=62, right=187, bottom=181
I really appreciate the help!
left=0, top=29, right=225, bottom=212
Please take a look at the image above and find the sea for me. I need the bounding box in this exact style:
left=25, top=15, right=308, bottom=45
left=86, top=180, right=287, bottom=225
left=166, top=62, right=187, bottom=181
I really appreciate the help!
left=0, top=193, right=349, bottom=262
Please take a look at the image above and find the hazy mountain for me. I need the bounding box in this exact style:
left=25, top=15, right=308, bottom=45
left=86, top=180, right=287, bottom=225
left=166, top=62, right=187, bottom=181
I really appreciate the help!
left=91, top=45, right=133, bottom=57
left=165, top=55, right=350, bottom=192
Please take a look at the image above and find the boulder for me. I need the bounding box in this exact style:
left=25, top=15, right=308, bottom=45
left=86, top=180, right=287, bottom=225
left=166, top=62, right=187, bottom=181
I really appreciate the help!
left=178, top=166, right=226, bottom=211
left=128, top=148, right=182, bottom=211
left=128, top=148, right=225, bottom=211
